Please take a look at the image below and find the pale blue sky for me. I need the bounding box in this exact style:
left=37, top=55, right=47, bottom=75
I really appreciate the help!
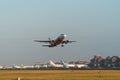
left=0, top=0, right=120, bottom=65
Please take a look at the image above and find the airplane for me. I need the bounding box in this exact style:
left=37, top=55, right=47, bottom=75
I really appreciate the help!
left=75, top=64, right=88, bottom=68
left=13, top=64, right=24, bottom=69
left=60, top=60, right=75, bottom=68
left=34, top=34, right=76, bottom=47
left=13, top=64, right=34, bottom=69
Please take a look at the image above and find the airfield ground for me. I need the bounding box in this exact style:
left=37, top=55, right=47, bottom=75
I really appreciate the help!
left=0, top=70, right=120, bottom=80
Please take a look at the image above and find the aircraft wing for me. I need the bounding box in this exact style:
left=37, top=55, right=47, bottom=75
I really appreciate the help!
left=34, top=40, right=50, bottom=43
left=62, top=40, right=76, bottom=44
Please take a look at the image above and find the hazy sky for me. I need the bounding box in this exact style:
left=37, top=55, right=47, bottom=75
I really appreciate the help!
left=0, top=0, right=120, bottom=65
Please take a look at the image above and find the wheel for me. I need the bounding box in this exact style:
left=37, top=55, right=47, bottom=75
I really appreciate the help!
left=61, top=45, right=64, bottom=47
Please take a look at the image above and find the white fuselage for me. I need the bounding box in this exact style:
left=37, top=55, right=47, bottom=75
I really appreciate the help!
left=50, top=34, right=67, bottom=47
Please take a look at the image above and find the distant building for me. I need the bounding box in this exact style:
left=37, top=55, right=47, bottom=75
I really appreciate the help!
left=89, top=55, right=120, bottom=68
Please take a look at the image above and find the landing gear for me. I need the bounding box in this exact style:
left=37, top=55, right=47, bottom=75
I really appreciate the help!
left=61, top=44, right=64, bottom=47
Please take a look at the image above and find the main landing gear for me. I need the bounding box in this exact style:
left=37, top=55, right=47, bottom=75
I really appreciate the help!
left=61, top=44, right=64, bottom=47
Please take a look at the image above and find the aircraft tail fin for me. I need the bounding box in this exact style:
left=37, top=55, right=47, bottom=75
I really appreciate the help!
left=48, top=37, right=52, bottom=44
left=60, top=60, right=65, bottom=65
left=60, top=60, right=69, bottom=68
left=49, top=60, right=56, bottom=66
left=48, top=37, right=51, bottom=41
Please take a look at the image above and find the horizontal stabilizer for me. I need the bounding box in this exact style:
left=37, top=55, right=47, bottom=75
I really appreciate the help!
left=42, top=45, right=51, bottom=47
left=69, top=41, right=77, bottom=43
